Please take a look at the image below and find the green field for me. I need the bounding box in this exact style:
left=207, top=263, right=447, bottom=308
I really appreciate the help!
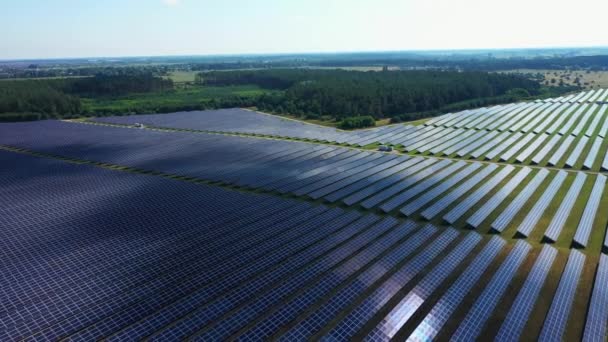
left=82, top=85, right=275, bottom=114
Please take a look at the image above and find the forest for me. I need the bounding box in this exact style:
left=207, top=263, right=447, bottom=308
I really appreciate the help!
left=0, top=68, right=570, bottom=125
left=200, top=69, right=548, bottom=123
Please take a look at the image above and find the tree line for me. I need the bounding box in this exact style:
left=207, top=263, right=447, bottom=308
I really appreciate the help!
left=200, top=69, right=543, bottom=122
left=0, top=74, right=174, bottom=121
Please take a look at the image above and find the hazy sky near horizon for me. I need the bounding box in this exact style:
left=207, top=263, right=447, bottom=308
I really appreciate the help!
left=2, top=0, right=608, bottom=59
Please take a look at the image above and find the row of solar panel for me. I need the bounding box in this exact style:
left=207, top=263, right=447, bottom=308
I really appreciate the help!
left=107, top=103, right=608, bottom=171
left=85, top=89, right=608, bottom=152
left=1, top=121, right=607, bottom=250
left=2, top=144, right=608, bottom=341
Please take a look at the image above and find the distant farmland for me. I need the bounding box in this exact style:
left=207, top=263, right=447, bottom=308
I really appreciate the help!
left=1, top=87, right=608, bottom=340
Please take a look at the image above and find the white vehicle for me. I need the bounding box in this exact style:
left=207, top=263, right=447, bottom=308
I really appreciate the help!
left=134, top=123, right=145, bottom=129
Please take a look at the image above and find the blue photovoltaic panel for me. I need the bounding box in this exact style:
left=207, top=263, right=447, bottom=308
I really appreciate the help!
left=232, top=221, right=429, bottom=342
left=584, top=104, right=602, bottom=137
left=467, top=167, right=531, bottom=228
left=491, top=169, right=550, bottom=232
left=583, top=137, right=602, bottom=170
left=548, top=135, right=575, bottom=166
left=400, top=162, right=482, bottom=216
left=546, top=103, right=578, bottom=134
left=516, top=171, right=567, bottom=237
left=360, top=159, right=452, bottom=209
left=276, top=227, right=455, bottom=341
left=469, top=131, right=510, bottom=159
left=573, top=174, right=607, bottom=247
left=420, top=164, right=498, bottom=220
left=450, top=240, right=531, bottom=342
left=495, top=245, right=557, bottom=341
left=443, top=165, right=514, bottom=224
left=582, top=254, right=608, bottom=342
left=378, top=161, right=467, bottom=213
left=571, top=104, right=596, bottom=136
left=341, top=158, right=431, bottom=206
left=544, top=172, right=587, bottom=242
left=514, top=134, right=548, bottom=163
left=539, top=249, right=586, bottom=342
left=148, top=217, right=407, bottom=341
left=499, top=133, right=535, bottom=162
left=560, top=103, right=588, bottom=135
left=405, top=236, right=506, bottom=342
left=359, top=232, right=480, bottom=341
left=565, top=136, right=589, bottom=168
left=484, top=132, right=524, bottom=160
left=531, top=134, right=561, bottom=165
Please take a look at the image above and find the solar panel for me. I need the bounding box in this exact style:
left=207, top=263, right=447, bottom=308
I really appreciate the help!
left=521, top=103, right=561, bottom=133
left=544, top=172, right=587, bottom=242
left=404, top=127, right=452, bottom=152
left=533, top=103, right=568, bottom=133
left=546, top=103, right=579, bottom=134
left=341, top=158, right=431, bottom=206
left=539, top=249, right=586, bottom=342
left=564, top=136, right=589, bottom=168
left=179, top=217, right=410, bottom=341
left=467, top=167, right=531, bottom=228
left=406, top=236, right=505, bottom=342
left=292, top=154, right=387, bottom=196
left=530, top=136, right=559, bottom=165
left=499, top=103, right=544, bottom=132
left=582, top=254, right=608, bottom=342
left=360, top=232, right=481, bottom=341
left=414, top=127, right=459, bottom=153
left=580, top=89, right=597, bottom=103
left=516, top=170, right=567, bottom=237
left=420, top=164, right=498, bottom=220
left=584, top=104, right=602, bottom=137
left=443, top=165, right=514, bottom=224
left=603, top=149, right=608, bottom=172
left=484, top=132, right=524, bottom=160
left=573, top=174, right=607, bottom=247
left=324, top=156, right=415, bottom=203
left=400, top=163, right=482, bottom=216
left=450, top=240, right=531, bottom=342
left=379, top=161, right=467, bottom=213
left=560, top=103, right=589, bottom=135
left=360, top=159, right=452, bottom=209
left=495, top=245, right=557, bottom=341
left=514, top=134, right=548, bottom=163
left=572, top=104, right=597, bottom=136
left=468, top=131, right=510, bottom=159
left=485, top=103, right=533, bottom=131
left=454, top=131, right=500, bottom=157
left=547, top=135, right=575, bottom=166
left=597, top=104, right=608, bottom=137
left=510, top=103, right=552, bottom=132
left=583, top=137, right=603, bottom=170
left=309, top=155, right=402, bottom=200
left=440, top=130, right=488, bottom=157
left=428, top=129, right=476, bottom=155
left=491, top=169, right=550, bottom=232
left=278, top=227, right=457, bottom=341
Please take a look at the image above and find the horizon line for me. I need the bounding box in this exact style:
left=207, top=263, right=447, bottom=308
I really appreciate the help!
left=2, top=45, right=608, bottom=63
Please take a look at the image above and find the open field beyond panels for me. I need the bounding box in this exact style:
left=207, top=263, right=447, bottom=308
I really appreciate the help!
left=1, top=87, right=608, bottom=341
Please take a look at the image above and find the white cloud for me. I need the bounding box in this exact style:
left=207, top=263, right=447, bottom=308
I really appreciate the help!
left=162, top=0, right=180, bottom=7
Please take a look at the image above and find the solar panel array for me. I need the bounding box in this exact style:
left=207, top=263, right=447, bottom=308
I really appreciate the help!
left=3, top=87, right=608, bottom=341
left=539, top=249, right=586, bottom=342
left=451, top=240, right=531, bottom=341
left=583, top=254, right=608, bottom=342
left=0, top=120, right=606, bottom=249
left=495, top=245, right=557, bottom=341
left=87, top=88, right=608, bottom=172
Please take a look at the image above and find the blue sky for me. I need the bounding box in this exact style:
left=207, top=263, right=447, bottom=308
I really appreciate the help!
left=2, top=0, right=608, bottom=59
